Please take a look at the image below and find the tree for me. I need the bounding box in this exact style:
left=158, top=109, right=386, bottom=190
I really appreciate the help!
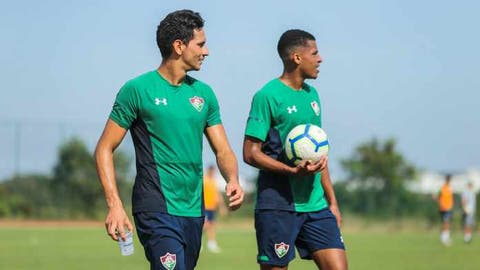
left=340, top=138, right=417, bottom=216
left=0, top=137, right=132, bottom=219
left=0, top=174, right=54, bottom=218
left=51, top=137, right=132, bottom=219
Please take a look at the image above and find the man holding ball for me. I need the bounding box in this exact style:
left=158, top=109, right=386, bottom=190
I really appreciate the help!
left=243, top=29, right=348, bottom=270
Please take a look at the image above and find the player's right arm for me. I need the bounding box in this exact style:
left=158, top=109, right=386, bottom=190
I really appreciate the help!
left=94, top=119, right=133, bottom=242
left=243, top=135, right=325, bottom=175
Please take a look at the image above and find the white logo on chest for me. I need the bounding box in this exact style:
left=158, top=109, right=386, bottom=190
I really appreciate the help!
left=286, top=105, right=297, bottom=114
left=155, top=98, right=167, bottom=106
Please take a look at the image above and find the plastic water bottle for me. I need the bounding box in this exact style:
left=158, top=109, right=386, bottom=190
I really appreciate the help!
left=118, top=231, right=134, bottom=256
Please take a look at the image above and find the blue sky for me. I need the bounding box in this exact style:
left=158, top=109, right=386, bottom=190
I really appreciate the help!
left=1, top=0, right=479, bottom=180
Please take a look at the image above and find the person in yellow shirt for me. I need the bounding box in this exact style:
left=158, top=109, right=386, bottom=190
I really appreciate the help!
left=438, top=174, right=454, bottom=245
left=203, top=165, right=227, bottom=253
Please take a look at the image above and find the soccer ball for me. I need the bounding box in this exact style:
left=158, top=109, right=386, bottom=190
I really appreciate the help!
left=285, top=124, right=329, bottom=165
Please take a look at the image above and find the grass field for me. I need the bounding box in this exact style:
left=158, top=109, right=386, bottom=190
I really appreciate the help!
left=0, top=219, right=478, bottom=270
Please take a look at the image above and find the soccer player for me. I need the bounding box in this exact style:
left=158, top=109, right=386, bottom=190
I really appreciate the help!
left=438, top=174, right=454, bottom=245
left=203, top=165, right=228, bottom=253
left=461, top=182, right=476, bottom=243
left=94, top=10, right=244, bottom=270
left=243, top=29, right=348, bottom=270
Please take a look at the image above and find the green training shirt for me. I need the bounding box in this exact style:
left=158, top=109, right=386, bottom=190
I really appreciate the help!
left=245, top=78, right=328, bottom=212
left=110, top=70, right=221, bottom=217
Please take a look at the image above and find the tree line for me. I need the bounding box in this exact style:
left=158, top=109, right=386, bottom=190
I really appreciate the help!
left=336, top=138, right=439, bottom=222
left=0, top=137, right=471, bottom=221
left=0, top=138, right=132, bottom=219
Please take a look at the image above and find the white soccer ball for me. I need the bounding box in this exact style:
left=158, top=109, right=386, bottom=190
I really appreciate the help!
left=285, top=124, right=329, bottom=165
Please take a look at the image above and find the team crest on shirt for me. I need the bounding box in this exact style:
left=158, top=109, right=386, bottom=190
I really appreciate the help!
left=189, top=96, right=204, bottom=112
left=274, top=242, right=290, bottom=258
left=160, top=253, right=176, bottom=270
left=311, top=101, right=320, bottom=116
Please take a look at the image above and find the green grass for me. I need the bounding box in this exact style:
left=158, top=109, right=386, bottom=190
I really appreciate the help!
left=0, top=220, right=478, bottom=270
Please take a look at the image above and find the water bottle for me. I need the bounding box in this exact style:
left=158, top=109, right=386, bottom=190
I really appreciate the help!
left=118, top=230, right=134, bottom=256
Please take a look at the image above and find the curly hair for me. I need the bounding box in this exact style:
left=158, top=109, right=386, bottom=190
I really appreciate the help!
left=156, top=10, right=204, bottom=58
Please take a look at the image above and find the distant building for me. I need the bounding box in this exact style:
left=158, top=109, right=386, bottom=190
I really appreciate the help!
left=407, top=168, right=480, bottom=194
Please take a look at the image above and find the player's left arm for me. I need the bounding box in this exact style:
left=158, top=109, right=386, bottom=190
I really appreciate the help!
left=320, top=164, right=342, bottom=227
left=205, top=124, right=244, bottom=211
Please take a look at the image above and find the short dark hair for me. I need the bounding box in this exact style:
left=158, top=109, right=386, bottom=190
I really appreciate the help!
left=156, top=10, right=204, bottom=58
left=277, top=29, right=316, bottom=62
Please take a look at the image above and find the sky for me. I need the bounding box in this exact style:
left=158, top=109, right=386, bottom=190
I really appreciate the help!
left=0, top=0, right=479, bottom=180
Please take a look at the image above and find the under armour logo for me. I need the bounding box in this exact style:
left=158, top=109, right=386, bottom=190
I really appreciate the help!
left=287, top=105, right=297, bottom=114
left=155, top=98, right=167, bottom=106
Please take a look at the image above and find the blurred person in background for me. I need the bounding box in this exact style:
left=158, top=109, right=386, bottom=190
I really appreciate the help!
left=203, top=165, right=228, bottom=253
left=438, top=174, right=454, bottom=245
left=461, top=182, right=476, bottom=243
